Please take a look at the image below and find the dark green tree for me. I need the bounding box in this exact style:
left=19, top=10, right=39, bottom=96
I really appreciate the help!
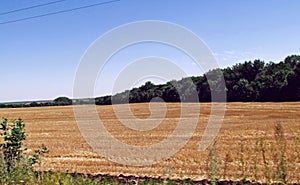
left=53, top=97, right=72, bottom=106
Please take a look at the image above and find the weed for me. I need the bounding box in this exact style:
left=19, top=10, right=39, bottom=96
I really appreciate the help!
left=273, top=123, right=287, bottom=183
left=239, top=138, right=246, bottom=179
left=207, top=143, right=218, bottom=185
left=253, top=137, right=260, bottom=182
left=258, top=137, right=270, bottom=183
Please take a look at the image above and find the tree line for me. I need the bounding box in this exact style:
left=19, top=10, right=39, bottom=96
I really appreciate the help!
left=95, top=55, right=300, bottom=104
left=1, top=55, right=300, bottom=108
left=0, top=97, right=72, bottom=108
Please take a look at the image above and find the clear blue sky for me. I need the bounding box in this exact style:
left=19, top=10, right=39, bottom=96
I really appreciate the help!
left=1, top=0, right=299, bottom=102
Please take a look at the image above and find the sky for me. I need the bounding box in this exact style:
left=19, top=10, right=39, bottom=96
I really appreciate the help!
left=1, top=0, right=300, bottom=102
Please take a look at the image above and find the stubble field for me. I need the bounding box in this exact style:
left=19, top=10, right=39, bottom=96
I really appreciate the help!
left=0, top=102, right=299, bottom=183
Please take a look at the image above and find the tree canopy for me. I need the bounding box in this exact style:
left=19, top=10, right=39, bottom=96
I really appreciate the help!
left=95, top=55, right=300, bottom=104
left=53, top=97, right=72, bottom=106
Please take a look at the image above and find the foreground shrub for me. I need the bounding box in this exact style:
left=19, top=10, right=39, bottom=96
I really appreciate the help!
left=0, top=118, right=48, bottom=184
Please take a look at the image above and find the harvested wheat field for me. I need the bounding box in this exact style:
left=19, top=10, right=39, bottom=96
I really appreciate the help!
left=0, top=102, right=299, bottom=183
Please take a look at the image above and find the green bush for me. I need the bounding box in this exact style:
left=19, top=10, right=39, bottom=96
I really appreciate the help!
left=0, top=118, right=48, bottom=184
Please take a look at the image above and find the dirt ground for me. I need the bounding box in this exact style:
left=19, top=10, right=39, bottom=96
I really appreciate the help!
left=0, top=102, right=299, bottom=182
